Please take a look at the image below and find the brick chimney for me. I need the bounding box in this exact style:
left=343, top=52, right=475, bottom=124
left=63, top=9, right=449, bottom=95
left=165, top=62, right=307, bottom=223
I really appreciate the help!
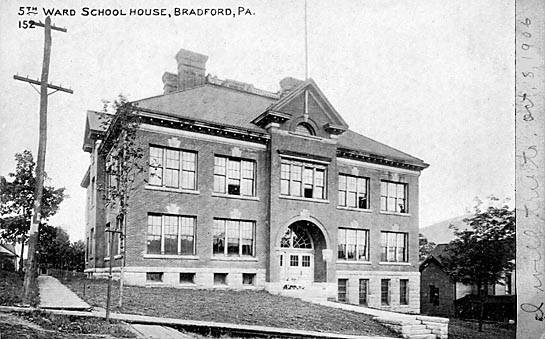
left=279, top=77, right=304, bottom=96
left=175, top=49, right=208, bottom=91
left=162, top=72, right=178, bottom=94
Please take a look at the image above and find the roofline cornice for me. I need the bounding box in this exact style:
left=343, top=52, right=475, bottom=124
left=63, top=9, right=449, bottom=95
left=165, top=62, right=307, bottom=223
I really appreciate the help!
left=337, top=147, right=429, bottom=172
left=99, top=107, right=270, bottom=155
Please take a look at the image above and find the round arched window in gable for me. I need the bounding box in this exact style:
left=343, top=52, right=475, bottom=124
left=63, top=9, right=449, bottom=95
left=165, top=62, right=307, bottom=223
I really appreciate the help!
left=295, top=123, right=315, bottom=136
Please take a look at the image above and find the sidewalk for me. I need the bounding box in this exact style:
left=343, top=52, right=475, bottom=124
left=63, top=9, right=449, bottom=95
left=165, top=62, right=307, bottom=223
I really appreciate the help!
left=37, top=275, right=91, bottom=311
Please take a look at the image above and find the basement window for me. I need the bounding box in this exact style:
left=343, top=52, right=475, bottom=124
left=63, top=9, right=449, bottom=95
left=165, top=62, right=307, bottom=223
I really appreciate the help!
left=179, top=273, right=195, bottom=284
left=242, top=273, right=255, bottom=286
left=214, top=273, right=228, bottom=286
left=146, top=272, right=163, bottom=283
left=338, top=279, right=348, bottom=302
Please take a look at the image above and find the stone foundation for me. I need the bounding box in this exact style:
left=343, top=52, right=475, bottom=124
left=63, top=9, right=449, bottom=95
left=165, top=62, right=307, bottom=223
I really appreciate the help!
left=336, top=270, right=420, bottom=313
left=86, top=266, right=266, bottom=289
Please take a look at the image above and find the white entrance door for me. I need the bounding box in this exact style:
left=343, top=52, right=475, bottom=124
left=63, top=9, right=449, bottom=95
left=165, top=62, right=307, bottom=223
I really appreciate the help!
left=279, top=224, right=315, bottom=288
left=282, top=250, right=314, bottom=285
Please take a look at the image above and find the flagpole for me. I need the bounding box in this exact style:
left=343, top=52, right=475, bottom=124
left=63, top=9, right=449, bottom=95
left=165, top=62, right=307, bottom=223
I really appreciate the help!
left=304, top=0, right=309, bottom=80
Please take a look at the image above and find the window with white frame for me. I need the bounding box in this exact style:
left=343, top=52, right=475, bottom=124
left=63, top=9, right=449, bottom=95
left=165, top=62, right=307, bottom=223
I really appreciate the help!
left=213, top=219, right=255, bottom=257
left=337, top=228, right=369, bottom=261
left=148, top=146, right=197, bottom=190
left=380, top=181, right=407, bottom=213
left=280, top=159, right=326, bottom=199
left=380, top=231, right=408, bottom=262
left=338, top=174, right=369, bottom=209
left=146, top=214, right=196, bottom=255
left=214, top=156, right=255, bottom=196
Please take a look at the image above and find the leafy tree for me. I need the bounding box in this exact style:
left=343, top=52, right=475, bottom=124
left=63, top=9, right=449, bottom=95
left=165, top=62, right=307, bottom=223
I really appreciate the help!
left=0, top=151, right=66, bottom=272
left=419, top=233, right=436, bottom=261
left=441, top=196, right=515, bottom=331
left=99, top=95, right=144, bottom=307
left=69, top=240, right=86, bottom=272
left=38, top=226, right=85, bottom=272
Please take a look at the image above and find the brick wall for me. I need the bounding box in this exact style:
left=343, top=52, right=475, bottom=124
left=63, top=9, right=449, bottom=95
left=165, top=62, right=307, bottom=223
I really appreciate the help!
left=86, top=118, right=423, bottom=313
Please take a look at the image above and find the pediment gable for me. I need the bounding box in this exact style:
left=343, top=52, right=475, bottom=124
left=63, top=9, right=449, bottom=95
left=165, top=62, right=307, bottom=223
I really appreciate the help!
left=252, top=79, right=348, bottom=136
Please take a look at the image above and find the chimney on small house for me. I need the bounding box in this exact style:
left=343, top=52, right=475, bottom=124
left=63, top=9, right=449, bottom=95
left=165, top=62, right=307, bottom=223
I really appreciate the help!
left=161, top=48, right=209, bottom=94
left=279, top=77, right=304, bottom=97
left=175, top=48, right=208, bottom=91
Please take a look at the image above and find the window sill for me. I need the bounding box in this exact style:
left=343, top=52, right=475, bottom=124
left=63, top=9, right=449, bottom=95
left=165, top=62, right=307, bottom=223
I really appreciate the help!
left=145, top=185, right=199, bottom=195
left=337, top=260, right=372, bottom=265
left=211, top=193, right=259, bottom=201
left=242, top=284, right=258, bottom=289
left=278, top=195, right=329, bottom=204
left=379, top=211, right=411, bottom=217
left=337, top=206, right=373, bottom=213
left=143, top=254, right=200, bottom=260
left=211, top=256, right=258, bottom=262
left=379, top=262, right=411, bottom=266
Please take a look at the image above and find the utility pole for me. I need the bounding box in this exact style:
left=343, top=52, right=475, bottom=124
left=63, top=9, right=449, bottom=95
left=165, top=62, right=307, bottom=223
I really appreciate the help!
left=14, top=16, right=72, bottom=305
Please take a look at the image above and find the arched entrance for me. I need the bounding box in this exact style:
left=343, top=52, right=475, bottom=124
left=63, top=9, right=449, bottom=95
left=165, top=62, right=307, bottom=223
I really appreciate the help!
left=277, top=220, right=328, bottom=287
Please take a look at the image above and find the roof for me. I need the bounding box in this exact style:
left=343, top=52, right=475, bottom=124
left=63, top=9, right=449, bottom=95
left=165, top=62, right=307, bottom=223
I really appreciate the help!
left=0, top=243, right=18, bottom=257
left=338, top=130, right=425, bottom=165
left=131, top=83, right=425, bottom=167
left=420, top=243, right=450, bottom=272
left=83, top=110, right=113, bottom=152
left=134, top=84, right=275, bottom=132
left=429, top=244, right=450, bottom=266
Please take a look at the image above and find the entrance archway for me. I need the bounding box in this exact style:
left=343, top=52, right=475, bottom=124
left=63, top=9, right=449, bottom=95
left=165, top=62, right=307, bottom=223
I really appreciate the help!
left=277, top=220, right=328, bottom=287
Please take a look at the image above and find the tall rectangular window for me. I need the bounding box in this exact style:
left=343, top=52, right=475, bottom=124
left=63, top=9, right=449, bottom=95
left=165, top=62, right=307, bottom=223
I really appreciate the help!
left=400, top=279, right=409, bottom=305
left=146, top=214, right=196, bottom=255
left=338, top=174, right=369, bottom=209
left=380, top=181, right=408, bottom=213
left=146, top=215, right=162, bottom=254
left=163, top=216, right=178, bottom=255
left=280, top=159, right=326, bottom=199
left=337, top=228, right=369, bottom=261
left=338, top=279, right=348, bottom=302
left=214, top=156, right=255, bottom=196
left=380, top=232, right=408, bottom=262
left=213, top=219, right=255, bottom=257
left=148, top=146, right=197, bottom=190
left=359, top=279, right=369, bottom=305
left=381, top=279, right=390, bottom=305
left=90, top=228, right=94, bottom=258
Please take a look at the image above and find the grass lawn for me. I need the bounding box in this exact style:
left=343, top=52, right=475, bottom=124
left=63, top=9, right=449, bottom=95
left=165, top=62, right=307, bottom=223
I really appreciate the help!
left=0, top=270, right=24, bottom=306
left=448, top=318, right=515, bottom=339
left=63, top=277, right=399, bottom=337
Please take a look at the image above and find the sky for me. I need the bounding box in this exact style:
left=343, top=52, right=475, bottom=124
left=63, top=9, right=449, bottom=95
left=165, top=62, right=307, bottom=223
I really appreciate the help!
left=0, top=0, right=515, bottom=241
